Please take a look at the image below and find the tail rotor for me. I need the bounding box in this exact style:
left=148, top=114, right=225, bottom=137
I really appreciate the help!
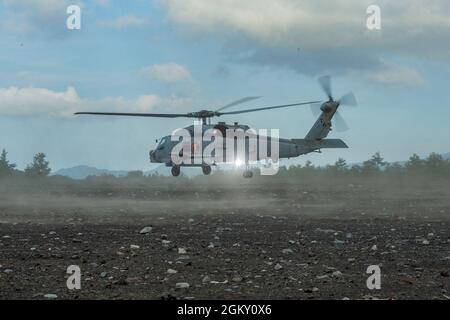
left=310, top=76, right=358, bottom=132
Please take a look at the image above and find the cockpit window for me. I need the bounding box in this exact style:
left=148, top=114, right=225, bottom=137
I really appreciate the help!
left=157, top=137, right=167, bottom=150
left=158, top=138, right=166, bottom=146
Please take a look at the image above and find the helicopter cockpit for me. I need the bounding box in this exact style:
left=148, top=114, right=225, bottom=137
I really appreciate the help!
left=156, top=137, right=168, bottom=150
left=150, top=136, right=171, bottom=163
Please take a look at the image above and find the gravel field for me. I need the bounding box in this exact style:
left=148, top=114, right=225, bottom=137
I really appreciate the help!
left=0, top=181, right=449, bottom=300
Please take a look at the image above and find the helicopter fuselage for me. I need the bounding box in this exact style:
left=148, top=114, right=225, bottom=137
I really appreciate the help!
left=149, top=122, right=318, bottom=167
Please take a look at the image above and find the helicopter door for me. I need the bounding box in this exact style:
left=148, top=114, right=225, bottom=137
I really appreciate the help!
left=246, top=135, right=258, bottom=164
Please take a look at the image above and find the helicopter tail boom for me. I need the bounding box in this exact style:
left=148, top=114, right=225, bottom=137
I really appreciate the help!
left=291, top=138, right=348, bottom=150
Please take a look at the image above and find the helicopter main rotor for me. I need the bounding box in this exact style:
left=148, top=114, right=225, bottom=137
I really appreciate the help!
left=75, top=95, right=321, bottom=124
left=75, top=77, right=357, bottom=127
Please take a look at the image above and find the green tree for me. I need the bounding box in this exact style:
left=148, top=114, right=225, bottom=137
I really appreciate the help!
left=369, top=152, right=387, bottom=167
left=405, top=154, right=424, bottom=174
left=384, top=162, right=403, bottom=176
left=334, top=158, right=348, bottom=171
left=362, top=152, right=387, bottom=175
left=424, top=153, right=448, bottom=175
left=25, top=153, right=51, bottom=177
left=349, top=164, right=362, bottom=176
left=0, top=149, right=16, bottom=177
left=326, top=158, right=348, bottom=175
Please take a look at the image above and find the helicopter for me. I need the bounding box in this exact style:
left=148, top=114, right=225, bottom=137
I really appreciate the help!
left=75, top=76, right=357, bottom=178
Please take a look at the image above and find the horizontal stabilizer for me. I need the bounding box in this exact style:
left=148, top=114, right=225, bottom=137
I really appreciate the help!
left=291, top=139, right=348, bottom=149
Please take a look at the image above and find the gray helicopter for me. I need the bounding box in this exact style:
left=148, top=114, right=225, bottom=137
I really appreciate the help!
left=75, top=76, right=357, bottom=178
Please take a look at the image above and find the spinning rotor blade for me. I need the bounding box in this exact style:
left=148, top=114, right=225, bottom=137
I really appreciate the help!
left=318, top=75, right=333, bottom=101
left=74, top=112, right=191, bottom=118
left=333, top=111, right=349, bottom=132
left=338, top=92, right=357, bottom=107
left=215, top=96, right=262, bottom=112
left=218, top=101, right=320, bottom=116
left=74, top=100, right=319, bottom=119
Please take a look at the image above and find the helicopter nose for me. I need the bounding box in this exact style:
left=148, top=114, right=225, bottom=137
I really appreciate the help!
left=149, top=150, right=157, bottom=162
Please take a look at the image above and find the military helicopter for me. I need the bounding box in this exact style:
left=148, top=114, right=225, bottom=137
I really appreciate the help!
left=75, top=76, right=357, bottom=178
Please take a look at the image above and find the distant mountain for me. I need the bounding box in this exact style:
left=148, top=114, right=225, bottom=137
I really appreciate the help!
left=442, top=153, right=450, bottom=160
left=52, top=165, right=129, bottom=180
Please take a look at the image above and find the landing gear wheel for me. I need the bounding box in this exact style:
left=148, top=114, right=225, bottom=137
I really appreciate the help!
left=243, top=170, right=253, bottom=178
left=202, top=165, right=212, bottom=176
left=171, top=166, right=180, bottom=177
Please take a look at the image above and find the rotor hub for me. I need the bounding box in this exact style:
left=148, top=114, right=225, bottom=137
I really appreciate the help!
left=320, top=102, right=337, bottom=113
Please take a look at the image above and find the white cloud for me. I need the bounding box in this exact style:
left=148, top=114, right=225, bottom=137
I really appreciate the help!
left=97, top=15, right=148, bottom=29
left=139, top=63, right=192, bottom=83
left=0, top=86, right=192, bottom=117
left=160, top=0, right=450, bottom=53
left=2, top=0, right=78, bottom=38
left=365, top=63, right=425, bottom=87
left=0, top=86, right=80, bottom=117
left=160, top=0, right=450, bottom=84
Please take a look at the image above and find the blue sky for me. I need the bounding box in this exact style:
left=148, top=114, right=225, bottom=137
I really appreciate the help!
left=0, top=0, right=449, bottom=171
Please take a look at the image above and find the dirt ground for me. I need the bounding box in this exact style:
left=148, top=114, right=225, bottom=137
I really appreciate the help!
left=0, top=180, right=449, bottom=300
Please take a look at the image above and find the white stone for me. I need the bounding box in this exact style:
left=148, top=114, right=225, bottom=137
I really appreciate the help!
left=139, top=227, right=153, bottom=234
left=332, top=271, right=343, bottom=277
left=175, top=282, right=190, bottom=289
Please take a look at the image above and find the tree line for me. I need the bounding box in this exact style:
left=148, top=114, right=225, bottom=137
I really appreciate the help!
left=271, top=152, right=450, bottom=179
left=0, top=150, right=50, bottom=178
left=1, top=148, right=449, bottom=180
